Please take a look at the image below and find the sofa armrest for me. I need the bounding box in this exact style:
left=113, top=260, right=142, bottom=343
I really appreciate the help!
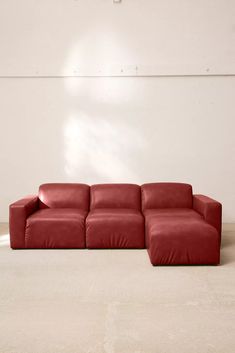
left=9, top=195, right=39, bottom=249
left=193, top=194, right=222, bottom=242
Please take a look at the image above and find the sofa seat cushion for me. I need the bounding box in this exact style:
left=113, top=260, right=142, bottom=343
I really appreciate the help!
left=86, top=209, right=145, bottom=248
left=145, top=208, right=220, bottom=265
left=25, top=209, right=87, bottom=248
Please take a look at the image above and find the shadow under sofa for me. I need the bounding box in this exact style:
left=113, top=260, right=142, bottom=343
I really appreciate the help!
left=9, top=182, right=222, bottom=266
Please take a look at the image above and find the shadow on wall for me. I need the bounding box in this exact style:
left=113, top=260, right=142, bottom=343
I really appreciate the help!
left=61, top=32, right=196, bottom=184
left=62, top=30, right=149, bottom=182
left=60, top=36, right=235, bottom=210
left=61, top=75, right=202, bottom=185
left=63, top=113, right=146, bottom=182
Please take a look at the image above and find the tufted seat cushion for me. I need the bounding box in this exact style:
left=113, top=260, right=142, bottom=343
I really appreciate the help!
left=86, top=209, right=145, bottom=248
left=25, top=208, right=87, bottom=248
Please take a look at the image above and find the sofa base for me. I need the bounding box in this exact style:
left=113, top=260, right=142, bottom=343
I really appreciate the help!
left=147, top=228, right=220, bottom=266
left=148, top=248, right=220, bottom=266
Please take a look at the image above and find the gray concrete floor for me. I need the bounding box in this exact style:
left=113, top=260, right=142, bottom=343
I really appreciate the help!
left=0, top=223, right=234, bottom=353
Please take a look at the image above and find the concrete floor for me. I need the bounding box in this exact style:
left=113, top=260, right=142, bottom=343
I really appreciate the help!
left=0, top=223, right=235, bottom=353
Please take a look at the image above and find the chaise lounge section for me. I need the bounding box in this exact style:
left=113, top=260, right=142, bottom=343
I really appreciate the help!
left=9, top=182, right=222, bottom=265
left=142, top=183, right=221, bottom=265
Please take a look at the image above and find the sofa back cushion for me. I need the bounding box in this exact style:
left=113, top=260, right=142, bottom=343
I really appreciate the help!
left=141, top=183, right=193, bottom=210
left=39, top=183, right=90, bottom=210
left=90, top=184, right=141, bottom=210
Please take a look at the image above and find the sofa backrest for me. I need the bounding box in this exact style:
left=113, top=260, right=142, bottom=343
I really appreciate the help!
left=90, top=184, right=141, bottom=210
left=141, top=183, right=193, bottom=210
left=39, top=183, right=90, bottom=210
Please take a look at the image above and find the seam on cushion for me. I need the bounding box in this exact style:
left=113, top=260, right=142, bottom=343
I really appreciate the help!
left=141, top=187, right=145, bottom=212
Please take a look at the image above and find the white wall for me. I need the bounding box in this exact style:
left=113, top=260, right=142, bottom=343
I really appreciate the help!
left=0, top=0, right=235, bottom=222
left=0, top=0, right=234, bottom=76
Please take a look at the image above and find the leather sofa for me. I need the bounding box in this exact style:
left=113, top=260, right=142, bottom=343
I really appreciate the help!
left=9, top=182, right=222, bottom=265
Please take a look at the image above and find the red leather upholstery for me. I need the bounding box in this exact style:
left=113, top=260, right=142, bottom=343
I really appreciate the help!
left=9, top=182, right=222, bottom=265
left=144, top=208, right=202, bottom=221
left=141, top=183, right=193, bottom=210
left=90, top=184, right=141, bottom=210
left=10, top=183, right=89, bottom=249
left=142, top=184, right=221, bottom=265
left=86, top=209, right=145, bottom=248
left=9, top=195, right=38, bottom=249
left=145, top=209, right=220, bottom=265
left=193, top=194, right=222, bottom=243
left=39, top=183, right=89, bottom=210
left=87, top=184, right=144, bottom=248
left=26, top=209, right=87, bottom=248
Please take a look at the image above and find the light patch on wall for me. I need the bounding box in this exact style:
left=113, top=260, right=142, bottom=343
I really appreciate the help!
left=64, top=76, right=135, bottom=105
left=63, top=114, right=145, bottom=181
left=63, top=29, right=133, bottom=77
left=64, top=77, right=83, bottom=96
left=89, top=77, right=136, bottom=104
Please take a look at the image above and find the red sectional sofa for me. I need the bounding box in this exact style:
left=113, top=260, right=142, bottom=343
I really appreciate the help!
left=9, top=182, right=222, bottom=266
